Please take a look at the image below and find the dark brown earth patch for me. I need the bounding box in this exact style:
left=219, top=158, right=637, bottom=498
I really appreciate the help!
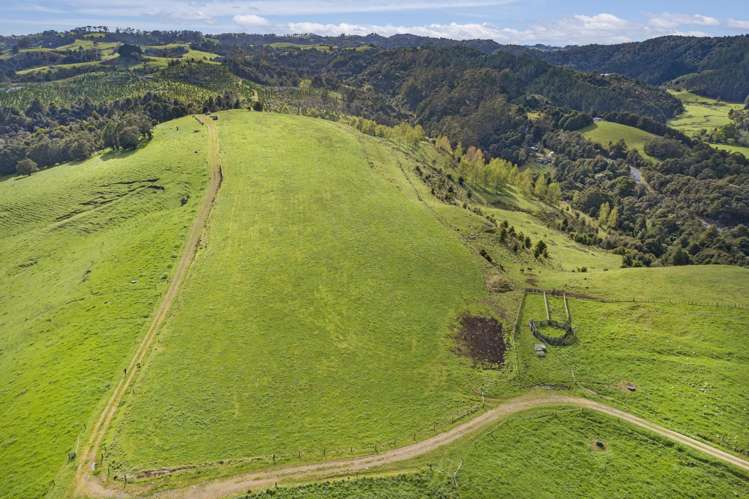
left=455, top=315, right=505, bottom=366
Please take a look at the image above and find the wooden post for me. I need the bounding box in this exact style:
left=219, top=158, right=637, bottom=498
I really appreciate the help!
left=543, top=292, right=550, bottom=320
left=563, top=293, right=571, bottom=323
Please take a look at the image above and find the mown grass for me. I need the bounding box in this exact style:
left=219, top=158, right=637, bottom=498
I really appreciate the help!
left=249, top=408, right=749, bottom=498
left=519, top=294, right=749, bottom=454
left=669, top=89, right=743, bottom=136
left=103, top=111, right=511, bottom=476
left=0, top=117, right=210, bottom=497
left=582, top=120, right=658, bottom=161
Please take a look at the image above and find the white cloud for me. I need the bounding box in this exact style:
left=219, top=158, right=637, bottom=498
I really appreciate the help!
left=573, top=13, right=630, bottom=31
left=727, top=18, right=749, bottom=29
left=287, top=13, right=637, bottom=45
left=233, top=14, right=270, bottom=27
left=286, top=21, right=501, bottom=39
left=282, top=11, right=734, bottom=45
left=648, top=13, right=719, bottom=29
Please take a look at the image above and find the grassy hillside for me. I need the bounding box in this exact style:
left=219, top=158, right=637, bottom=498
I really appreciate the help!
left=582, top=120, right=658, bottom=161
left=711, top=142, right=749, bottom=158
left=0, top=72, right=219, bottom=110
left=538, top=264, right=749, bottom=306
left=669, top=90, right=743, bottom=136
left=249, top=408, right=749, bottom=498
left=103, top=111, right=508, bottom=477
left=519, top=295, right=749, bottom=454
left=0, top=117, right=210, bottom=497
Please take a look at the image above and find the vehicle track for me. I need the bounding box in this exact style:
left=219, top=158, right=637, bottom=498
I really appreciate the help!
left=73, top=116, right=223, bottom=497
left=148, top=393, right=749, bottom=499
left=74, top=117, right=749, bottom=497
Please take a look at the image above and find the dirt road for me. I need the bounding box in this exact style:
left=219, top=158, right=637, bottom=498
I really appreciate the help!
left=73, top=117, right=748, bottom=498
left=145, top=393, right=748, bottom=498
left=73, top=116, right=223, bottom=497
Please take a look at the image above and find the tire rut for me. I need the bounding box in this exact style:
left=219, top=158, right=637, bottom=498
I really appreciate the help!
left=73, top=116, right=223, bottom=497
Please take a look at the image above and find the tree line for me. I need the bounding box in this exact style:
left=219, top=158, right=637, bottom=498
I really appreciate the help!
left=0, top=90, right=243, bottom=175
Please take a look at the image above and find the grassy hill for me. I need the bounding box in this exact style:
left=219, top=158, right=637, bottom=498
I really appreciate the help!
left=250, top=407, right=748, bottom=498
left=2, top=109, right=747, bottom=496
left=0, top=117, right=210, bottom=497
left=519, top=294, right=749, bottom=454
left=668, top=90, right=744, bottom=136
left=581, top=120, right=658, bottom=161
left=103, top=111, right=507, bottom=478
left=711, top=142, right=749, bottom=158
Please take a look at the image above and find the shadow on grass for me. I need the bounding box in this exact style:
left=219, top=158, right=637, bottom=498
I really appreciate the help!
left=470, top=182, right=521, bottom=211
left=0, top=173, right=18, bottom=184
left=101, top=148, right=138, bottom=162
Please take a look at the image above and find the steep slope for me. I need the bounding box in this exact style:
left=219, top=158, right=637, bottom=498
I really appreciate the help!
left=0, top=117, right=210, bottom=497
left=102, top=111, right=502, bottom=479
left=581, top=120, right=659, bottom=160
left=526, top=35, right=749, bottom=102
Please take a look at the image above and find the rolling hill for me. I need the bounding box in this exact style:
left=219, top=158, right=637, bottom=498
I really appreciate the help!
left=1, top=109, right=747, bottom=497
left=1, top=25, right=749, bottom=498
left=0, top=117, right=210, bottom=497
left=581, top=120, right=658, bottom=161
left=524, top=35, right=749, bottom=103
left=102, top=110, right=504, bottom=479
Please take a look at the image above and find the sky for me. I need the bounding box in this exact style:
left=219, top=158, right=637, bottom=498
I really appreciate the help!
left=2, top=0, right=748, bottom=45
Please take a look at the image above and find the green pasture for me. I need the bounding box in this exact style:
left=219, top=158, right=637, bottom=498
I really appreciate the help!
left=103, top=111, right=508, bottom=477
left=251, top=408, right=749, bottom=498
left=0, top=72, right=221, bottom=109
left=582, top=120, right=658, bottom=161
left=0, top=117, right=210, bottom=497
left=519, top=294, right=749, bottom=454
left=669, top=89, right=743, bottom=136
left=144, top=43, right=221, bottom=67
left=268, top=42, right=334, bottom=52
left=711, top=142, right=749, bottom=158
left=538, top=264, right=749, bottom=306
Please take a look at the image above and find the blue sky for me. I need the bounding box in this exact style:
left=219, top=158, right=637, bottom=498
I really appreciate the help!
left=2, top=0, right=748, bottom=44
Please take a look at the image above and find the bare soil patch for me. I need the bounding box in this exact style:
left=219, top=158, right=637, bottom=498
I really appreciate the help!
left=455, top=315, right=506, bottom=365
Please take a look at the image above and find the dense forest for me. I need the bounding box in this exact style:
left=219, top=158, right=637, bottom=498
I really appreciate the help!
left=0, top=91, right=241, bottom=174
left=220, top=44, right=746, bottom=266
left=523, top=35, right=749, bottom=102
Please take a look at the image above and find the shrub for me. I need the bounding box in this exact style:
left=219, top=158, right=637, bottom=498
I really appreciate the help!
left=16, top=158, right=38, bottom=175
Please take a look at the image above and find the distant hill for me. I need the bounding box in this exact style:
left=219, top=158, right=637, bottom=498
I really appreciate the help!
left=219, top=43, right=685, bottom=168
left=205, top=32, right=502, bottom=53
left=521, top=35, right=749, bottom=102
